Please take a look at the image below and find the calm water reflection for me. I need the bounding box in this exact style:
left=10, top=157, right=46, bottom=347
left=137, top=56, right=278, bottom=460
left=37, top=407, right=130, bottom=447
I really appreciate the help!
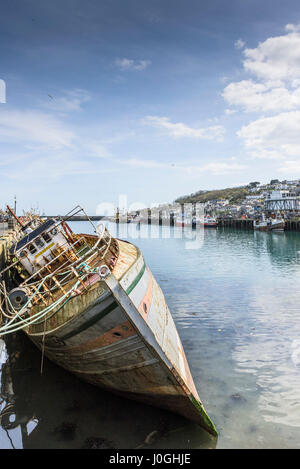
left=1, top=221, right=300, bottom=448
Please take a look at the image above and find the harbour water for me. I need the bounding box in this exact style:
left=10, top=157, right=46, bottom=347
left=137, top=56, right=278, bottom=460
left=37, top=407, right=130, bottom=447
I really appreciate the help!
left=1, top=221, right=300, bottom=449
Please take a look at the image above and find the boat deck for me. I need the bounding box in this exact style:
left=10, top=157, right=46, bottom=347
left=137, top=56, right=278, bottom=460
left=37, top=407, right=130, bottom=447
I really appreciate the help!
left=113, top=240, right=138, bottom=280
left=26, top=237, right=139, bottom=335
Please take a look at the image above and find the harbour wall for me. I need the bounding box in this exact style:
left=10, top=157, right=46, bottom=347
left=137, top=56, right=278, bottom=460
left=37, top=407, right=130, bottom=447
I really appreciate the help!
left=218, top=219, right=300, bottom=231
left=115, top=216, right=300, bottom=231
left=217, top=219, right=254, bottom=230
left=284, top=220, right=300, bottom=231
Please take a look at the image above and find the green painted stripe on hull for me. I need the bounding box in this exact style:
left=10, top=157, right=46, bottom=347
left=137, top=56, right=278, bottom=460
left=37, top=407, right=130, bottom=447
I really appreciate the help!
left=126, top=262, right=146, bottom=295
left=61, top=300, right=119, bottom=340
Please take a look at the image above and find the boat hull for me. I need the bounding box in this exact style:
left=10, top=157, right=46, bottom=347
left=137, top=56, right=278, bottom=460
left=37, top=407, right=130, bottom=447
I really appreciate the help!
left=176, top=222, right=217, bottom=228
left=202, top=223, right=217, bottom=228
left=254, top=222, right=285, bottom=232
left=25, top=240, right=217, bottom=436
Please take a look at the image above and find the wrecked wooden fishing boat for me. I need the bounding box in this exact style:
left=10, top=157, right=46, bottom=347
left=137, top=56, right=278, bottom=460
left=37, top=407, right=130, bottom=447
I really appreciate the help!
left=0, top=206, right=217, bottom=436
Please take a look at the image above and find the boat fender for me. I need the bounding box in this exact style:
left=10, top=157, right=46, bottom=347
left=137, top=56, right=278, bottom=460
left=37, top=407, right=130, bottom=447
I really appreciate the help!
left=8, top=287, right=30, bottom=311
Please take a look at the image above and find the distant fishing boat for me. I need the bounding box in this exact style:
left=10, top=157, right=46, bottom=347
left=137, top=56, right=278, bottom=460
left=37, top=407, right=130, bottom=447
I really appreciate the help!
left=0, top=206, right=217, bottom=436
left=176, top=214, right=217, bottom=228
left=254, top=213, right=285, bottom=232
left=198, top=216, right=218, bottom=228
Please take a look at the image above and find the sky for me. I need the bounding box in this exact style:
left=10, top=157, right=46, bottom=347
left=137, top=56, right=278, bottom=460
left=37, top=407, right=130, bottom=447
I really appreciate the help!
left=2, top=0, right=300, bottom=214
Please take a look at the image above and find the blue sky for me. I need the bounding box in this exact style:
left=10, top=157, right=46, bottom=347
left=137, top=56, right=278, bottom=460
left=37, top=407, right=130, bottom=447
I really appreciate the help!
left=2, top=0, right=300, bottom=214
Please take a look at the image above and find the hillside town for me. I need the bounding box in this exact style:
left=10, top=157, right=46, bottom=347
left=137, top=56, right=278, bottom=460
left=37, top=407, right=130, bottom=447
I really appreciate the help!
left=202, top=179, right=300, bottom=220
left=123, top=179, right=300, bottom=223
left=2, top=179, right=300, bottom=226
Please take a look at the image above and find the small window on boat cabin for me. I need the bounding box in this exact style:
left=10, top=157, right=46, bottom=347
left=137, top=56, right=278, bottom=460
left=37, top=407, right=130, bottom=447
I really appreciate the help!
left=42, top=232, right=51, bottom=243
left=35, top=237, right=45, bottom=249
left=28, top=243, right=37, bottom=254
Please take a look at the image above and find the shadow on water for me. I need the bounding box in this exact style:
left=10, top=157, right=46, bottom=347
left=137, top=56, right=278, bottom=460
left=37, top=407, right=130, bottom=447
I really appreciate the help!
left=0, top=333, right=217, bottom=449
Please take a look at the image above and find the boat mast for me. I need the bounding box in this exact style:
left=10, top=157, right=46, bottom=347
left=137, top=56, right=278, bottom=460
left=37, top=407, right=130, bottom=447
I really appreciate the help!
left=6, top=205, right=25, bottom=228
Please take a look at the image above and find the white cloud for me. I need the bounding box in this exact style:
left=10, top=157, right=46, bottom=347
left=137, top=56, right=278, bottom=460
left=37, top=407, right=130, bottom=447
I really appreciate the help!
left=243, top=32, right=300, bottom=82
left=223, top=79, right=300, bottom=113
left=224, top=24, right=300, bottom=166
left=85, top=141, right=112, bottom=159
left=0, top=108, right=74, bottom=148
left=235, top=39, right=245, bottom=50
left=44, top=89, right=91, bottom=113
left=0, top=79, right=6, bottom=104
left=0, top=151, right=31, bottom=166
left=224, top=25, right=300, bottom=114
left=285, top=24, right=300, bottom=33
left=1, top=152, right=116, bottom=181
left=122, top=157, right=170, bottom=169
left=143, top=115, right=225, bottom=141
left=278, top=159, right=300, bottom=173
left=119, top=156, right=246, bottom=176
left=284, top=24, right=300, bottom=33
left=225, top=108, right=237, bottom=115
left=237, top=111, right=300, bottom=158
left=198, top=161, right=246, bottom=175
left=249, top=149, right=285, bottom=161
left=115, top=58, right=151, bottom=71
left=0, top=103, right=117, bottom=182
left=185, top=161, right=247, bottom=175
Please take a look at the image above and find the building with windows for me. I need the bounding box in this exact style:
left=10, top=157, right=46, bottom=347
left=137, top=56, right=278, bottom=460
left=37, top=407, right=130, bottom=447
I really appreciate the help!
left=264, top=190, right=300, bottom=212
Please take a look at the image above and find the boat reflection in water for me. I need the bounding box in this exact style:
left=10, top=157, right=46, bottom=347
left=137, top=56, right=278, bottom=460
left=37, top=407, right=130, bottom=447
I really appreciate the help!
left=0, top=333, right=217, bottom=449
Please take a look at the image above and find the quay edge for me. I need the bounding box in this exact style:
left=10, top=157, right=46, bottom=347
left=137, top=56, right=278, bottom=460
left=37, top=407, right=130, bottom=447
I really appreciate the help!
left=218, top=218, right=300, bottom=231
left=116, top=214, right=300, bottom=231
left=217, top=218, right=254, bottom=230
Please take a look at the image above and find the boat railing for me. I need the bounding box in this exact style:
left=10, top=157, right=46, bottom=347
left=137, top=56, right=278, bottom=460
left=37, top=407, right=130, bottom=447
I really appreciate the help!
left=20, top=235, right=90, bottom=286
left=0, top=207, right=114, bottom=332
left=19, top=224, right=112, bottom=291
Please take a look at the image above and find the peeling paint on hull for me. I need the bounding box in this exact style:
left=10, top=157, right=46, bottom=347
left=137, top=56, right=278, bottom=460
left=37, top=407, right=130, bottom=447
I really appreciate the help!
left=26, top=239, right=217, bottom=436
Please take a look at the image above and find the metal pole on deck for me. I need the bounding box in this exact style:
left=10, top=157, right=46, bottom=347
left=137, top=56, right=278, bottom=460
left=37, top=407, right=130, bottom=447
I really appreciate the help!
left=6, top=205, right=25, bottom=228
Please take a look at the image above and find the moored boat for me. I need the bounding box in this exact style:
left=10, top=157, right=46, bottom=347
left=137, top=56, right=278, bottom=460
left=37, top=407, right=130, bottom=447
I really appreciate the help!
left=0, top=206, right=217, bottom=436
left=254, top=213, right=285, bottom=232
left=191, top=215, right=217, bottom=228
left=175, top=215, right=218, bottom=228
left=201, top=216, right=217, bottom=228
